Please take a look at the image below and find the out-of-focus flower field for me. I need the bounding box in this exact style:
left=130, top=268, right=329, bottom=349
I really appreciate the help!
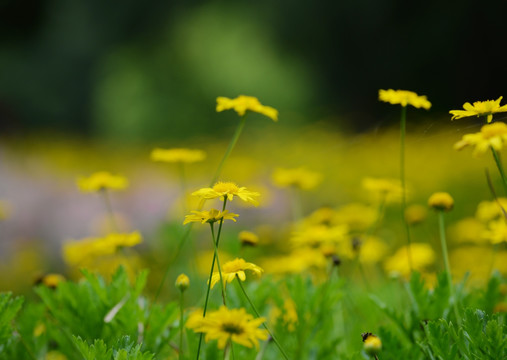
left=1, top=94, right=506, bottom=359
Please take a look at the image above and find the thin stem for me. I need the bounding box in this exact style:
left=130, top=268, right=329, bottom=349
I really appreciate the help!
left=179, top=162, right=188, bottom=213
left=179, top=291, right=184, bottom=360
left=236, top=277, right=290, bottom=360
left=485, top=168, right=507, bottom=219
left=101, top=189, right=119, bottom=232
left=491, top=147, right=507, bottom=195
left=437, top=211, right=461, bottom=325
left=399, top=105, right=413, bottom=271
left=210, top=114, right=248, bottom=186
left=210, top=223, right=227, bottom=305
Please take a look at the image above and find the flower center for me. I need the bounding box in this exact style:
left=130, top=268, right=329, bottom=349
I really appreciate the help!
left=221, top=322, right=244, bottom=335
left=213, top=182, right=239, bottom=193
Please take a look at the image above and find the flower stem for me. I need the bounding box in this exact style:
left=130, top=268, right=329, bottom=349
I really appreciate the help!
left=490, top=147, right=507, bottom=195
left=210, top=223, right=227, bottom=305
left=210, top=114, right=248, bottom=186
left=399, top=105, right=413, bottom=271
left=236, top=277, right=290, bottom=360
left=437, top=211, right=461, bottom=325
left=179, top=291, right=184, bottom=360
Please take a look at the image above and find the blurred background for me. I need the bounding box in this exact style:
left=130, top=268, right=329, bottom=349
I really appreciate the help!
left=1, top=0, right=507, bottom=139
left=1, top=0, right=507, bottom=294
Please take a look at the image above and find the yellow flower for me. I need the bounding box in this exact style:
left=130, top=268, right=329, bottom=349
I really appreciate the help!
left=77, top=171, right=128, bottom=192
left=290, top=224, right=349, bottom=249
left=150, top=148, right=206, bottom=163
left=183, top=209, right=239, bottom=225
left=450, top=96, right=507, bottom=123
left=378, top=89, right=431, bottom=109
left=362, top=177, right=403, bottom=203
left=216, top=95, right=278, bottom=122
left=450, top=246, right=507, bottom=286
left=41, top=274, right=65, bottom=288
left=449, top=217, right=488, bottom=245
left=482, top=219, right=507, bottom=244
left=404, top=204, right=428, bottom=225
left=260, top=248, right=328, bottom=275
left=191, top=306, right=268, bottom=349
left=384, top=243, right=435, bottom=278
left=63, top=231, right=142, bottom=266
left=428, top=192, right=454, bottom=212
left=454, top=122, right=507, bottom=157
left=210, top=258, right=263, bottom=289
left=334, top=203, right=377, bottom=231
left=175, top=273, right=190, bottom=291
left=272, top=167, right=322, bottom=190
left=192, top=182, right=260, bottom=206
left=358, top=236, right=389, bottom=264
left=238, top=231, right=259, bottom=246
left=362, top=333, right=382, bottom=356
left=476, top=198, right=507, bottom=222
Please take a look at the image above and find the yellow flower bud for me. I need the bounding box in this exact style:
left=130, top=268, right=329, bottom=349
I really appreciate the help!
left=405, top=204, right=428, bottom=225
left=362, top=332, right=382, bottom=356
left=238, top=231, right=259, bottom=247
left=428, top=192, right=454, bottom=212
left=175, top=274, right=190, bottom=291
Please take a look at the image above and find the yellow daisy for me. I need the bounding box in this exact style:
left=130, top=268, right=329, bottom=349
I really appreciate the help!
left=450, top=96, right=507, bottom=123
left=183, top=209, right=239, bottom=225
left=77, top=171, right=128, bottom=192
left=428, top=192, right=454, bottom=212
left=210, top=258, right=263, bottom=289
left=150, top=148, right=206, bottom=163
left=454, top=122, right=507, bottom=157
left=192, top=182, right=260, bottom=206
left=384, top=243, right=435, bottom=278
left=191, top=306, right=268, bottom=349
left=378, top=89, right=431, bottom=109
left=216, top=95, right=278, bottom=121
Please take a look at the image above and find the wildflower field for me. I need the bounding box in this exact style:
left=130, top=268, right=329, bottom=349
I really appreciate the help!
left=1, top=92, right=507, bottom=360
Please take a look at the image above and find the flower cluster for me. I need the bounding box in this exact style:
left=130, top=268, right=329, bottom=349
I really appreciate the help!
left=77, top=171, right=129, bottom=192
left=379, top=89, right=431, bottom=109
left=216, top=95, right=278, bottom=122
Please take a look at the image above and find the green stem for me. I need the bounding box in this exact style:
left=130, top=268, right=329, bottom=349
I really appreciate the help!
left=210, top=223, right=227, bottom=305
left=101, top=189, right=119, bottom=232
left=437, top=211, right=461, bottom=325
left=236, top=277, right=290, bottom=360
left=399, top=105, right=413, bottom=271
left=491, top=147, right=507, bottom=195
left=210, top=114, right=248, bottom=186
left=179, top=291, right=184, bottom=360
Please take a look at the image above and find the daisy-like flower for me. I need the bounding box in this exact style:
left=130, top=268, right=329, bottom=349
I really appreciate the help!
left=238, top=230, right=259, bottom=246
left=384, top=243, right=435, bottom=278
left=183, top=209, right=239, bottom=225
left=191, top=306, right=268, bottom=349
left=482, top=219, right=507, bottom=245
left=77, top=171, right=129, bottom=192
left=210, top=258, right=263, bottom=289
left=192, top=182, right=260, bottom=206
left=454, top=122, right=507, bottom=157
left=378, top=89, right=431, bottom=109
left=150, top=148, right=206, bottom=163
left=450, top=96, right=507, bottom=123
left=362, top=177, right=403, bottom=203
left=428, top=192, right=454, bottom=212
left=216, top=95, right=278, bottom=122
left=272, top=167, right=322, bottom=190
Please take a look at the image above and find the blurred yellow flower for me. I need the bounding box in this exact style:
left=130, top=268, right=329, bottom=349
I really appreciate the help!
left=210, top=258, right=263, bottom=289
left=404, top=204, right=428, bottom=225
left=379, top=89, right=431, bottom=109
left=238, top=230, right=259, bottom=246
left=450, top=96, right=507, bottom=123
left=272, top=167, right=322, bottom=190
left=335, top=203, right=377, bottom=231
left=216, top=95, right=278, bottom=122
left=41, top=274, right=65, bottom=288
left=449, top=217, right=487, bottom=245
left=63, top=231, right=142, bottom=266
left=362, top=177, right=402, bottom=203
left=192, top=181, right=260, bottom=206
left=482, top=219, right=507, bottom=244
left=428, top=192, right=454, bottom=212
left=475, top=198, right=507, bottom=222
left=191, top=306, right=268, bottom=349
left=281, top=298, right=298, bottom=331
left=290, top=224, right=349, bottom=249
left=77, top=171, right=128, bottom=192
left=261, top=248, right=328, bottom=275
left=183, top=209, right=238, bottom=225
left=450, top=246, right=507, bottom=285
left=358, top=236, right=389, bottom=264
left=150, top=148, right=206, bottom=163
left=362, top=333, right=382, bottom=356
left=384, top=243, right=435, bottom=278
left=175, top=273, right=190, bottom=291
left=454, top=122, right=507, bottom=157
